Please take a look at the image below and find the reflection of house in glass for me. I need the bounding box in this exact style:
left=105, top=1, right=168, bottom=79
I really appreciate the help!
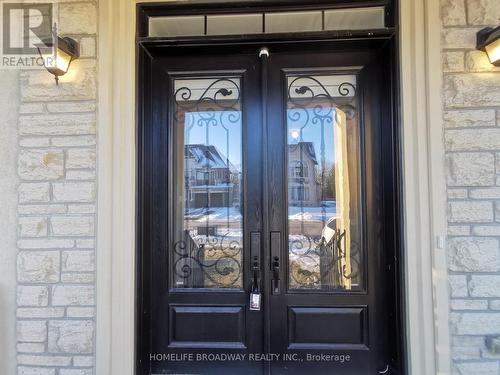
left=184, top=144, right=240, bottom=209
left=288, top=142, right=321, bottom=207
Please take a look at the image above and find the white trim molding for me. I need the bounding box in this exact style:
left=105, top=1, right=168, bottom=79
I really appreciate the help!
left=97, top=1, right=137, bottom=374
left=97, top=0, right=451, bottom=374
left=400, top=0, right=451, bottom=373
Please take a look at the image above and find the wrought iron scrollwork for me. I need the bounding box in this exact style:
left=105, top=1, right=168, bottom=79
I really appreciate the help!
left=174, top=78, right=241, bottom=118
left=174, top=230, right=242, bottom=288
left=289, top=230, right=361, bottom=290
left=287, top=75, right=357, bottom=121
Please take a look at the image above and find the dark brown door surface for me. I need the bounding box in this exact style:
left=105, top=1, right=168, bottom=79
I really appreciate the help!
left=138, top=42, right=397, bottom=375
left=265, top=49, right=390, bottom=374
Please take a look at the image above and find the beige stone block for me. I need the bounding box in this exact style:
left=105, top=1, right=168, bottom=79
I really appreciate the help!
left=470, top=188, right=500, bottom=199
left=52, top=182, right=95, bottom=202
left=449, top=275, right=468, bottom=297
left=17, top=286, right=49, bottom=307
left=447, top=188, right=468, bottom=199
left=67, top=204, right=95, bottom=214
left=18, top=366, right=55, bottom=375
left=18, top=183, right=50, bottom=203
left=448, top=225, right=470, bottom=236
left=62, top=251, right=95, bottom=272
left=450, top=299, right=488, bottom=310
left=18, top=217, right=48, bottom=237
left=48, top=320, right=94, bottom=354
left=51, top=136, right=96, bottom=147
left=450, top=312, right=500, bottom=335
left=17, top=343, right=46, bottom=353
left=51, top=285, right=95, bottom=306
left=443, top=74, right=500, bottom=108
left=18, top=205, right=67, bottom=215
left=473, top=225, right=500, bottom=236
left=72, top=355, right=94, bottom=367
left=443, top=109, right=496, bottom=128
left=80, top=38, right=96, bottom=58
left=58, top=3, right=97, bottom=34
left=451, top=345, right=481, bottom=360
left=19, top=138, right=51, bottom=148
left=469, top=276, right=500, bottom=296
left=66, top=148, right=96, bottom=169
left=17, top=320, right=47, bottom=342
left=76, top=239, right=94, bottom=248
left=17, top=307, right=65, bottom=319
left=17, top=355, right=71, bottom=367
left=19, top=114, right=96, bottom=136
left=19, top=103, right=44, bottom=114
left=60, top=369, right=93, bottom=375
left=18, top=149, right=64, bottom=180
left=441, top=27, right=479, bottom=49
left=17, top=238, right=73, bottom=249
left=456, top=361, right=499, bottom=374
left=65, top=170, right=96, bottom=181
left=441, top=0, right=466, bottom=26
left=51, top=216, right=94, bottom=236
left=47, top=101, right=95, bottom=113
left=442, top=51, right=464, bottom=72
left=66, top=307, right=95, bottom=318
left=21, top=67, right=96, bottom=102
left=445, top=129, right=500, bottom=151
left=17, top=251, right=60, bottom=283
left=448, top=201, right=493, bottom=222
left=466, top=0, right=500, bottom=25
left=446, top=152, right=494, bottom=186
left=60, top=273, right=94, bottom=283
left=447, top=237, right=499, bottom=271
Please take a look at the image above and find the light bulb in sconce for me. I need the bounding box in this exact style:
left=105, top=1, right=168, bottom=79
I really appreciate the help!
left=36, top=23, right=80, bottom=85
left=477, top=26, right=500, bottom=67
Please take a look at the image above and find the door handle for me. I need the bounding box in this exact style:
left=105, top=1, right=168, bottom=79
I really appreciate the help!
left=249, top=232, right=262, bottom=311
left=271, top=231, right=281, bottom=294
left=250, top=232, right=261, bottom=293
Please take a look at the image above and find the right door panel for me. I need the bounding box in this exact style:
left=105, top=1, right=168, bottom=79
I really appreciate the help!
left=266, top=49, right=389, bottom=375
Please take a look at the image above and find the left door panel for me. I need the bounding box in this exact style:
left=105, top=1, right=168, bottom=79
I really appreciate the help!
left=138, top=48, right=264, bottom=374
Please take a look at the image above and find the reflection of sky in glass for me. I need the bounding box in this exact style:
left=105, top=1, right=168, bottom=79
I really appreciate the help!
left=184, top=108, right=335, bottom=167
left=287, top=107, right=336, bottom=165
left=185, top=111, right=242, bottom=167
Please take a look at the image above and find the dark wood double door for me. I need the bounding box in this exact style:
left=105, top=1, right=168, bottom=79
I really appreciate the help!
left=138, top=41, right=399, bottom=374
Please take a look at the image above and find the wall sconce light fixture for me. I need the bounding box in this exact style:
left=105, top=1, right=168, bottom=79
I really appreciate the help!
left=476, top=26, right=500, bottom=67
left=36, top=23, right=80, bottom=85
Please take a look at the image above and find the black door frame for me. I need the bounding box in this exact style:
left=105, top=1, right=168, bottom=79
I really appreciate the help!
left=136, top=1, right=405, bottom=374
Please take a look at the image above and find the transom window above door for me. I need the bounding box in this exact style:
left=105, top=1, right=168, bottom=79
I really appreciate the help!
left=147, top=6, right=387, bottom=37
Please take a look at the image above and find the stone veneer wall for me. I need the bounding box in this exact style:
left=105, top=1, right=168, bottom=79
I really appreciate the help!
left=441, top=0, right=500, bottom=374
left=15, top=2, right=98, bottom=375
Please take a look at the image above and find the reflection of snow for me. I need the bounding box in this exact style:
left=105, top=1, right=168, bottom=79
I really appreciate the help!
left=185, top=204, right=337, bottom=223
left=288, top=205, right=337, bottom=222
left=185, top=207, right=242, bottom=221
left=191, top=230, right=243, bottom=243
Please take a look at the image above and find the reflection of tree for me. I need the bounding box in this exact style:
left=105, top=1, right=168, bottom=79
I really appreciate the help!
left=317, top=164, right=335, bottom=200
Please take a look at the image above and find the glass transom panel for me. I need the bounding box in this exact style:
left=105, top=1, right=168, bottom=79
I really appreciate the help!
left=148, top=7, right=386, bottom=37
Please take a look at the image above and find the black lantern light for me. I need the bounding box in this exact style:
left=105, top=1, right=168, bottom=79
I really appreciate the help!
left=36, top=23, right=80, bottom=85
left=476, top=26, right=500, bottom=67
